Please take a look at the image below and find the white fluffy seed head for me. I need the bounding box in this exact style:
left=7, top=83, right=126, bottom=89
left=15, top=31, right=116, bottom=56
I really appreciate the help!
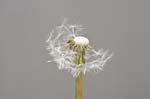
left=47, top=20, right=113, bottom=77
left=73, top=36, right=89, bottom=46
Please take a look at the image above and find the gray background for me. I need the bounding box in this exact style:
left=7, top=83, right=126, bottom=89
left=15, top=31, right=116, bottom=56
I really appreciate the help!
left=0, top=0, right=150, bottom=99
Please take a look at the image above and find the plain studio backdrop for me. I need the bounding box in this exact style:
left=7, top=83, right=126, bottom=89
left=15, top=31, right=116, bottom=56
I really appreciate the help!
left=0, top=0, right=150, bottom=99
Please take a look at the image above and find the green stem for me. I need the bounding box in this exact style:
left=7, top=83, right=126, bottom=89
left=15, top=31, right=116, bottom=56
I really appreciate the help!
left=75, top=52, right=85, bottom=99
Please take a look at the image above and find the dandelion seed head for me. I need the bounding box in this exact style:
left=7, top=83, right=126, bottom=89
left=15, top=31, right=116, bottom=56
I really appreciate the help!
left=46, top=19, right=113, bottom=78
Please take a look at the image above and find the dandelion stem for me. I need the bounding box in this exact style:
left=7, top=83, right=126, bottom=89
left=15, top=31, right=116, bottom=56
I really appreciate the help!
left=75, top=52, right=85, bottom=99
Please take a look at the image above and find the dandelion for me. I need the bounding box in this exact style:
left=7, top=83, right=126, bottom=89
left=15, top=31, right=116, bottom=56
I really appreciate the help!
left=46, top=19, right=113, bottom=99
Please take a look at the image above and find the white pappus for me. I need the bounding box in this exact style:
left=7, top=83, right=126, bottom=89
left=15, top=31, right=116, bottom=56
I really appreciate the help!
left=46, top=19, right=113, bottom=77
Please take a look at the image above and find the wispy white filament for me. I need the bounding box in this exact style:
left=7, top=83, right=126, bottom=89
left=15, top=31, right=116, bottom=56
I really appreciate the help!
left=46, top=19, right=113, bottom=77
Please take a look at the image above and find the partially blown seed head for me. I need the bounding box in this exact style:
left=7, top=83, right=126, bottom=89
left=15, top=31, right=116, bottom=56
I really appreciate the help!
left=46, top=19, right=113, bottom=77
